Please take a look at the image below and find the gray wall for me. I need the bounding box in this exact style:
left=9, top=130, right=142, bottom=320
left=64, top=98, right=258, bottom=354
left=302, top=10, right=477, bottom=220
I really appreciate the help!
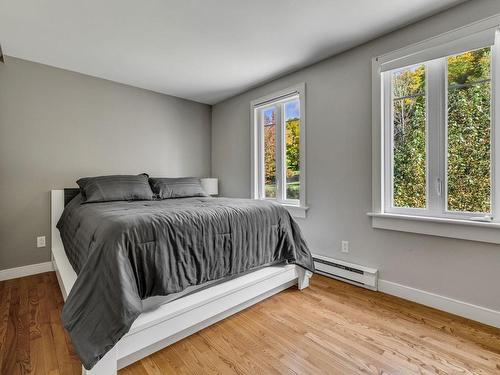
left=0, top=57, right=211, bottom=270
left=212, top=0, right=500, bottom=311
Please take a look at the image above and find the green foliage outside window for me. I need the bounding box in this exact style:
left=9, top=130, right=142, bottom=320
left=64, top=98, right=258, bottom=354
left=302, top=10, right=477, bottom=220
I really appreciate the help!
left=392, top=65, right=427, bottom=208
left=447, top=48, right=491, bottom=213
left=264, top=118, right=301, bottom=199
left=286, top=118, right=300, bottom=199
left=264, top=122, right=276, bottom=198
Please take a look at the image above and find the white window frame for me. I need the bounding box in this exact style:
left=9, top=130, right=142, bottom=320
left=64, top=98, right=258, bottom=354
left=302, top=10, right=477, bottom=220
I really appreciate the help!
left=250, top=83, right=308, bottom=218
left=384, top=57, right=495, bottom=220
left=370, top=15, right=500, bottom=244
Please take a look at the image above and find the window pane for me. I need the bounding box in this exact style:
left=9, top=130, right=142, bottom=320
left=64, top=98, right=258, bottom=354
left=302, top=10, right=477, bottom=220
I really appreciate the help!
left=447, top=48, right=491, bottom=213
left=284, top=99, right=300, bottom=200
left=392, top=64, right=425, bottom=98
left=263, top=107, right=277, bottom=198
left=392, top=65, right=427, bottom=209
left=448, top=47, right=491, bottom=86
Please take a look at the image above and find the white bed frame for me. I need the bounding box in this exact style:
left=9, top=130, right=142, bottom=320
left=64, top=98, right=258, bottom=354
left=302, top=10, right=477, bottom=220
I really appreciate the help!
left=50, top=190, right=312, bottom=375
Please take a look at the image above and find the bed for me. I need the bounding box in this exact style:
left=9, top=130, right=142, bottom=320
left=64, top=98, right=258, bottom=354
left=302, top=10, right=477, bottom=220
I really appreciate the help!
left=51, top=189, right=314, bottom=375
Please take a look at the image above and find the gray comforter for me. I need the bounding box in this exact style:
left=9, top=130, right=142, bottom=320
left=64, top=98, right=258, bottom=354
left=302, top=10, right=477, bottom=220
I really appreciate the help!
left=57, top=195, right=314, bottom=369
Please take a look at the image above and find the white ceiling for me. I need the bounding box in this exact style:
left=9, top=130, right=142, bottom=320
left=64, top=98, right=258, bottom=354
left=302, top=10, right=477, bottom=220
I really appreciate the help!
left=0, top=0, right=466, bottom=104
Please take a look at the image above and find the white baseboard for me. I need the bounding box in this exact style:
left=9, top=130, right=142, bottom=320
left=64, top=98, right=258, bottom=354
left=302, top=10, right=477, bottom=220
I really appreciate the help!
left=0, top=261, right=54, bottom=282
left=378, top=279, right=500, bottom=328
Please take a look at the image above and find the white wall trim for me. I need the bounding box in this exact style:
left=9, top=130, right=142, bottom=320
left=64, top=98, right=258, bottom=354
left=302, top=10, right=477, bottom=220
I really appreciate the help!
left=376, top=13, right=500, bottom=68
left=0, top=261, right=54, bottom=282
left=368, top=212, right=500, bottom=244
left=378, top=279, right=500, bottom=328
left=282, top=204, right=308, bottom=219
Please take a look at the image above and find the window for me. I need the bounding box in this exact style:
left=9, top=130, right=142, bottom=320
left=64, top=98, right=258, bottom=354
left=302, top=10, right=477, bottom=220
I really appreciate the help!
left=251, top=84, right=307, bottom=217
left=371, top=21, right=500, bottom=243
left=378, top=25, right=499, bottom=223
left=383, top=44, right=495, bottom=221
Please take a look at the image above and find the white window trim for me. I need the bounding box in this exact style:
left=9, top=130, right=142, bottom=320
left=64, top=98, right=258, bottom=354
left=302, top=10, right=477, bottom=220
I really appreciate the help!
left=370, top=15, right=500, bottom=244
left=250, top=83, right=308, bottom=218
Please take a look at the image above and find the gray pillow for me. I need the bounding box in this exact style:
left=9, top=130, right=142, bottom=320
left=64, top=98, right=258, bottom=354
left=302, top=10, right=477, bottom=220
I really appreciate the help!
left=149, top=177, right=208, bottom=199
left=77, top=174, right=154, bottom=203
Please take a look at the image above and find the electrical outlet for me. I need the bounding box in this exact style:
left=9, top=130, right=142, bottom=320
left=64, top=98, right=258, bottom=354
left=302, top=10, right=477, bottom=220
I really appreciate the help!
left=37, top=236, right=46, bottom=248
left=341, top=240, right=349, bottom=253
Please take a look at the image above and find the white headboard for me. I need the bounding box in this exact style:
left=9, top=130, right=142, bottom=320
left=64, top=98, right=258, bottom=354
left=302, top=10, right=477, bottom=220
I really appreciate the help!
left=51, top=190, right=65, bottom=251
left=50, top=189, right=77, bottom=300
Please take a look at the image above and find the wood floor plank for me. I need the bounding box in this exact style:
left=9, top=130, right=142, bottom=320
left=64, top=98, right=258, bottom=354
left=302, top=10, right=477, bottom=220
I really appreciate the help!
left=0, top=279, right=12, bottom=371
left=280, top=290, right=487, bottom=373
left=1, top=280, right=18, bottom=374
left=0, top=272, right=499, bottom=374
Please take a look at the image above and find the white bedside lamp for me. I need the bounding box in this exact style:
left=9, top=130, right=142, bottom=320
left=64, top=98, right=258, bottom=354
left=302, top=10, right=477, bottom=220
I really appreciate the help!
left=200, top=178, right=218, bottom=196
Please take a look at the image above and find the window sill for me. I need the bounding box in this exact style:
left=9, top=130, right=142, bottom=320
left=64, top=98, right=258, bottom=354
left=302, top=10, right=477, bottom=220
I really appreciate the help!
left=282, top=204, right=308, bottom=219
left=254, top=198, right=308, bottom=218
left=367, top=212, right=500, bottom=244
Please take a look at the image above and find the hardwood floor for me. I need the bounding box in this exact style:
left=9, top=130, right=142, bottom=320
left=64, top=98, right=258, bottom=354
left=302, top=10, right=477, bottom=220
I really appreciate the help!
left=0, top=272, right=499, bottom=374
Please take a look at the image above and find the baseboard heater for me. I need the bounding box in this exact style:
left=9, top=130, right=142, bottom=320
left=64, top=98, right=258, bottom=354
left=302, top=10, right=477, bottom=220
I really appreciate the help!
left=313, top=254, right=378, bottom=291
